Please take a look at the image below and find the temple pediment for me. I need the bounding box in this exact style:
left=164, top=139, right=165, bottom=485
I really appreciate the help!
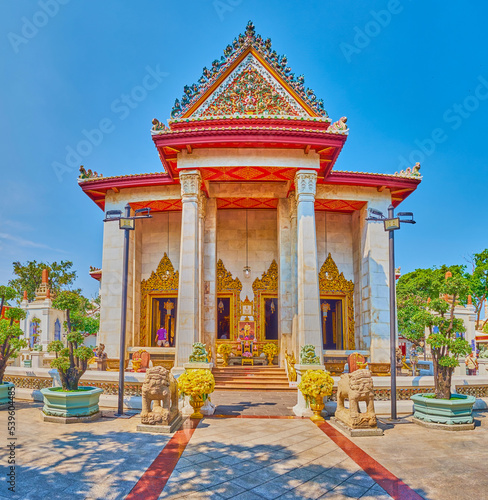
left=169, top=21, right=329, bottom=121
left=190, top=52, right=312, bottom=119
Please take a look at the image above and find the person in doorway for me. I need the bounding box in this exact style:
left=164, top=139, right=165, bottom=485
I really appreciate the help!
left=465, top=352, right=478, bottom=375
left=155, top=327, right=169, bottom=347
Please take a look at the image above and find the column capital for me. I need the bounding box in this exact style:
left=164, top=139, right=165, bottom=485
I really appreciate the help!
left=294, top=170, right=317, bottom=202
left=180, top=169, right=201, bottom=201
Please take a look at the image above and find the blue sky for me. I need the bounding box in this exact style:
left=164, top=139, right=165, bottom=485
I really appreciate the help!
left=0, top=1, right=487, bottom=299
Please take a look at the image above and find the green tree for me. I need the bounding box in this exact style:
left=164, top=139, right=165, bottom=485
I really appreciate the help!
left=47, top=291, right=97, bottom=390
left=8, top=260, right=77, bottom=302
left=467, top=249, right=488, bottom=329
left=0, top=285, right=17, bottom=317
left=397, top=265, right=472, bottom=399
left=0, top=306, right=28, bottom=383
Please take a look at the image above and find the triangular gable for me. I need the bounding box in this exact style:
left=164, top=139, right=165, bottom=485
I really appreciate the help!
left=170, top=21, right=329, bottom=121
left=190, top=51, right=312, bottom=118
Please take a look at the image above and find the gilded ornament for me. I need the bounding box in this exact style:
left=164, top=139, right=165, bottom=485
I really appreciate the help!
left=216, top=259, right=242, bottom=293
left=318, top=253, right=355, bottom=349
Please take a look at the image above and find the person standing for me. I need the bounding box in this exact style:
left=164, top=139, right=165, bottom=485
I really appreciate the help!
left=465, top=352, right=478, bottom=375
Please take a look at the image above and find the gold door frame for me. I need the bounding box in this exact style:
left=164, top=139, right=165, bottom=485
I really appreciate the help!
left=259, top=292, right=279, bottom=343
left=216, top=259, right=242, bottom=343
left=252, top=260, right=278, bottom=343
left=140, top=253, right=179, bottom=346
left=148, top=293, right=178, bottom=347
left=216, top=292, right=235, bottom=340
left=318, top=253, right=355, bottom=350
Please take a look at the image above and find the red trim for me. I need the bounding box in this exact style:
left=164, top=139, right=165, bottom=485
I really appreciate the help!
left=126, top=418, right=199, bottom=500
left=318, top=421, right=424, bottom=500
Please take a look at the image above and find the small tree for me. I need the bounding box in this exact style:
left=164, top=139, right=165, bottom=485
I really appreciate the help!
left=0, top=286, right=17, bottom=317
left=47, top=291, right=96, bottom=391
left=397, top=266, right=472, bottom=399
left=468, top=249, right=488, bottom=329
left=0, top=307, right=28, bottom=384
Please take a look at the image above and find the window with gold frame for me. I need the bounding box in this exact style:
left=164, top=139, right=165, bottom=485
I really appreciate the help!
left=215, top=259, right=241, bottom=344
left=217, top=293, right=234, bottom=340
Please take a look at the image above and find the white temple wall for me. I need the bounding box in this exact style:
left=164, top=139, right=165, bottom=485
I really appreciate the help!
left=203, top=199, right=217, bottom=354
left=217, top=208, right=278, bottom=301
left=140, top=212, right=182, bottom=279
left=315, top=211, right=354, bottom=281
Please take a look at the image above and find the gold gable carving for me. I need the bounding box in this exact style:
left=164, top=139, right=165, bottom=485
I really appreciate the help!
left=252, top=260, right=278, bottom=292
left=140, top=253, right=179, bottom=345
left=217, top=259, right=242, bottom=292
left=319, top=253, right=355, bottom=349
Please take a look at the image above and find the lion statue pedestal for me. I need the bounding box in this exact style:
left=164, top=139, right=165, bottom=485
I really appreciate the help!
left=332, top=369, right=383, bottom=436
left=136, top=366, right=182, bottom=433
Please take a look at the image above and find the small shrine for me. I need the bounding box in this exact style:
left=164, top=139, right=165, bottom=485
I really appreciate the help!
left=79, top=22, right=421, bottom=370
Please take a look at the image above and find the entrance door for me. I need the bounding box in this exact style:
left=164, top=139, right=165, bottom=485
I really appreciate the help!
left=321, top=298, right=343, bottom=350
left=151, top=297, right=177, bottom=347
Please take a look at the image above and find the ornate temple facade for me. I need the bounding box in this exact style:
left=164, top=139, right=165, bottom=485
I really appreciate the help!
left=79, top=22, right=421, bottom=370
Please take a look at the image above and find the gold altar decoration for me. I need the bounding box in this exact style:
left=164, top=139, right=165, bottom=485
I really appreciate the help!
left=216, top=259, right=242, bottom=341
left=318, top=253, right=355, bottom=350
left=252, top=260, right=278, bottom=341
left=140, top=253, right=179, bottom=346
left=240, top=295, right=254, bottom=320
left=284, top=350, right=297, bottom=382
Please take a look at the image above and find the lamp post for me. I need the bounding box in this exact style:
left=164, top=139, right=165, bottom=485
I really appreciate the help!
left=104, top=204, right=151, bottom=416
left=366, top=205, right=415, bottom=420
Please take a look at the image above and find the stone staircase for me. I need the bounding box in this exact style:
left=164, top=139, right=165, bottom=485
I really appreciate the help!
left=213, top=366, right=294, bottom=391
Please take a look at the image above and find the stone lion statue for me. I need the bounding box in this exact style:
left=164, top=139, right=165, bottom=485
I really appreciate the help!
left=141, top=366, right=178, bottom=425
left=335, top=369, right=377, bottom=428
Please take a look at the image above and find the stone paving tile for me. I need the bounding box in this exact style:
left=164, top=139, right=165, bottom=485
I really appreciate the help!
left=203, top=481, right=248, bottom=499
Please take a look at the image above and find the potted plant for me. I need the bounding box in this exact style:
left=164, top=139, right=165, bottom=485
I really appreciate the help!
left=177, top=369, right=215, bottom=418
left=217, top=343, right=232, bottom=367
left=262, top=343, right=278, bottom=365
left=42, top=291, right=101, bottom=420
left=397, top=266, right=475, bottom=426
left=298, top=369, right=334, bottom=423
left=0, top=305, right=27, bottom=407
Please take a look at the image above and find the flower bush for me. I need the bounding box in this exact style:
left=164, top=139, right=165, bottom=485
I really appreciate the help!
left=298, top=369, right=334, bottom=406
left=217, top=343, right=232, bottom=355
left=178, top=369, right=215, bottom=401
left=242, top=351, right=252, bottom=358
left=262, top=343, right=278, bottom=356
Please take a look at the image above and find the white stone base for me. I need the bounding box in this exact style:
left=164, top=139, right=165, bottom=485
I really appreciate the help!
left=137, top=413, right=183, bottom=433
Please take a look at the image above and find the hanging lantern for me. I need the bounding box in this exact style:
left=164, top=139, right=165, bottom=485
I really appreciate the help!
left=218, top=298, right=224, bottom=313
left=270, top=300, right=275, bottom=314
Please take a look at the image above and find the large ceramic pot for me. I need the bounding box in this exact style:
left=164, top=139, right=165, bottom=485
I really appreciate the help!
left=411, top=393, right=476, bottom=425
left=0, top=381, right=15, bottom=407
left=41, top=386, right=103, bottom=418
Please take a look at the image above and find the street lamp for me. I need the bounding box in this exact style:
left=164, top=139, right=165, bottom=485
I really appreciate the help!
left=366, top=204, right=415, bottom=420
left=104, top=204, right=152, bottom=415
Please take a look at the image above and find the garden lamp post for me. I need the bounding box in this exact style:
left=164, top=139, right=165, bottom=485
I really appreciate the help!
left=366, top=205, right=415, bottom=420
left=104, top=204, right=151, bottom=415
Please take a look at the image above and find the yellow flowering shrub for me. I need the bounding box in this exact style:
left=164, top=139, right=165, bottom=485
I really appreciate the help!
left=298, top=369, right=334, bottom=405
left=217, top=343, right=232, bottom=355
left=178, top=369, right=215, bottom=400
left=262, top=343, right=278, bottom=356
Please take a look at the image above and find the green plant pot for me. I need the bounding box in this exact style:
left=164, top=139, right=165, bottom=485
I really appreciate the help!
left=411, top=393, right=476, bottom=425
left=40, top=386, right=103, bottom=418
left=0, top=381, right=14, bottom=407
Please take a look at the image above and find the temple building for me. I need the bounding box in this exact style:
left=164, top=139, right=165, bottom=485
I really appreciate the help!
left=79, top=22, right=421, bottom=371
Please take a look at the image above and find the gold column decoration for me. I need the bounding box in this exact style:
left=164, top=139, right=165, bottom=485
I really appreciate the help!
left=318, top=253, right=355, bottom=349
left=216, top=259, right=242, bottom=340
left=252, top=260, right=278, bottom=341
left=140, top=253, right=179, bottom=345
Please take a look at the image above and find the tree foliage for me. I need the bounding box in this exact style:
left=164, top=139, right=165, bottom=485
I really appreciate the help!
left=397, top=265, right=472, bottom=399
left=467, top=249, right=488, bottom=329
left=48, top=291, right=98, bottom=390
left=8, top=260, right=77, bottom=302
left=0, top=305, right=28, bottom=384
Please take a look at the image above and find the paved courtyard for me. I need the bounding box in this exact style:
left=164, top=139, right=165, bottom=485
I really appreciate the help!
left=1, top=395, right=488, bottom=499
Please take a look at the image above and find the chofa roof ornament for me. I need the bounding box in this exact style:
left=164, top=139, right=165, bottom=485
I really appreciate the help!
left=170, top=21, right=328, bottom=120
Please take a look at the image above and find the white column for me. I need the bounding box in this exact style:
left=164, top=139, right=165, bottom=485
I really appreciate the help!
left=295, top=170, right=322, bottom=355
left=278, top=198, right=293, bottom=366
left=175, top=170, right=201, bottom=370
left=358, top=201, right=390, bottom=362
left=203, top=199, right=217, bottom=359
left=289, top=192, right=299, bottom=356
left=198, top=194, right=206, bottom=343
